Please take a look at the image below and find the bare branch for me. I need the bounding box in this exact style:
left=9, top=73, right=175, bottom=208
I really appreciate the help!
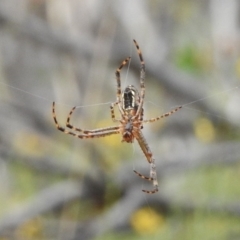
left=0, top=181, right=83, bottom=234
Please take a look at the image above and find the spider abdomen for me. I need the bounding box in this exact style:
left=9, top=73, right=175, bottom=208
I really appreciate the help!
left=122, top=85, right=139, bottom=110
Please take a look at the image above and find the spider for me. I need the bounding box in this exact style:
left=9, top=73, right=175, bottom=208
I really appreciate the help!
left=52, top=39, right=182, bottom=194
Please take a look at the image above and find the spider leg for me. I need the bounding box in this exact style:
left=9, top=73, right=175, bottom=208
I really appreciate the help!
left=134, top=130, right=159, bottom=194
left=115, top=57, right=131, bottom=102
left=143, top=106, right=182, bottom=123
left=133, top=39, right=146, bottom=118
left=115, top=57, right=131, bottom=116
left=110, top=102, right=121, bottom=122
left=64, top=104, right=119, bottom=133
left=133, top=160, right=158, bottom=194
left=133, top=170, right=153, bottom=181
left=52, top=102, right=120, bottom=138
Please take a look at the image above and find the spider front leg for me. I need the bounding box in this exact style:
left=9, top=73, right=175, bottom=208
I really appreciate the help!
left=134, top=159, right=158, bottom=194
left=134, top=131, right=159, bottom=194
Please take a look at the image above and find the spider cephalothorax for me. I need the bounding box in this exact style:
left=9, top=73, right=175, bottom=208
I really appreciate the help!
left=122, top=122, right=134, bottom=143
left=52, top=39, right=182, bottom=194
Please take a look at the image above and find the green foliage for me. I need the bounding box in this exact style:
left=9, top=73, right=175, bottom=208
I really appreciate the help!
left=95, top=164, right=240, bottom=240
left=175, top=45, right=212, bottom=74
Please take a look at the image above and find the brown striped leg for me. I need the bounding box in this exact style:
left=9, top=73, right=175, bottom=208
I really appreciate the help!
left=133, top=131, right=158, bottom=194
left=133, top=39, right=146, bottom=117
left=134, top=160, right=159, bottom=194
left=133, top=170, right=153, bottom=181
left=64, top=105, right=119, bottom=133
left=52, top=102, right=120, bottom=138
left=143, top=106, right=182, bottom=124
left=115, top=57, right=131, bottom=102
left=110, top=102, right=121, bottom=122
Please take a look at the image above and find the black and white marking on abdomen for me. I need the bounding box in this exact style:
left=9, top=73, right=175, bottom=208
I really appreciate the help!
left=122, top=85, right=139, bottom=110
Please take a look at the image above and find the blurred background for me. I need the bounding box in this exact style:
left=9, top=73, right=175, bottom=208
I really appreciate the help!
left=0, top=0, right=240, bottom=239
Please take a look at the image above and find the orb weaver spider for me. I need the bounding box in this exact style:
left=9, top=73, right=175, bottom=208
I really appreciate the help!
left=52, top=39, right=182, bottom=194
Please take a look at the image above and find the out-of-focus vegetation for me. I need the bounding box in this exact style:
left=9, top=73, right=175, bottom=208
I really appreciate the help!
left=0, top=0, right=240, bottom=239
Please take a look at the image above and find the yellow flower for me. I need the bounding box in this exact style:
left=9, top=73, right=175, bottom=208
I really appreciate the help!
left=130, top=207, right=165, bottom=234
left=194, top=117, right=215, bottom=142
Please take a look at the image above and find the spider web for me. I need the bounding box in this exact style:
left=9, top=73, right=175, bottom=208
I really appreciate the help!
left=1, top=77, right=240, bottom=236
left=1, top=2, right=240, bottom=237
left=0, top=26, right=240, bottom=236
